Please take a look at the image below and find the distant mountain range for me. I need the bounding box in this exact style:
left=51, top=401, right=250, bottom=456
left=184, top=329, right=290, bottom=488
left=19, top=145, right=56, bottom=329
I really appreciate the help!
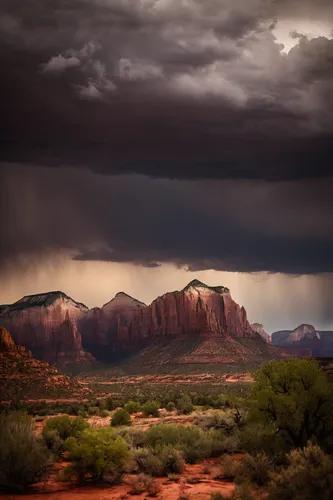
left=0, top=280, right=281, bottom=369
left=271, top=324, right=333, bottom=357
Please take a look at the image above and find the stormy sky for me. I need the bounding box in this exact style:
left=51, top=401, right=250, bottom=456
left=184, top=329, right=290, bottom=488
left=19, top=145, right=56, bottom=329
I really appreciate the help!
left=0, top=0, right=332, bottom=332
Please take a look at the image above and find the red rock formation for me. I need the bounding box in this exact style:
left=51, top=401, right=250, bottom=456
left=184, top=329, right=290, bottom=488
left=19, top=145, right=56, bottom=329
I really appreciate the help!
left=100, top=280, right=260, bottom=347
left=251, top=323, right=272, bottom=343
left=0, top=281, right=270, bottom=365
left=83, top=280, right=260, bottom=347
left=0, top=324, right=15, bottom=351
left=0, top=292, right=95, bottom=366
left=81, top=292, right=146, bottom=353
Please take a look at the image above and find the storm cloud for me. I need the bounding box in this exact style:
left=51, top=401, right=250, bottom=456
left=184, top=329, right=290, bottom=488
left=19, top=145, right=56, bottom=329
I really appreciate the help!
left=1, top=0, right=333, bottom=179
left=1, top=164, right=332, bottom=275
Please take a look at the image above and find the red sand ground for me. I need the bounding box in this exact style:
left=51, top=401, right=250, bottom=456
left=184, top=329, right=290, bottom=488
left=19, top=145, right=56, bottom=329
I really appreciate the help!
left=8, top=461, right=235, bottom=500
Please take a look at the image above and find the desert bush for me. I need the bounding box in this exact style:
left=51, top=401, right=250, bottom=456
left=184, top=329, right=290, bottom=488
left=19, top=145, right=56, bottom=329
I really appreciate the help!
left=220, top=455, right=242, bottom=481
left=111, top=408, right=131, bottom=427
left=106, top=397, right=114, bottom=410
left=0, top=412, right=49, bottom=492
left=132, top=448, right=164, bottom=476
left=129, top=473, right=161, bottom=496
left=132, top=446, right=184, bottom=476
left=87, top=406, right=99, bottom=415
left=145, top=424, right=199, bottom=449
left=240, top=453, right=274, bottom=486
left=145, top=423, right=218, bottom=463
left=239, top=422, right=285, bottom=463
left=194, top=410, right=237, bottom=434
left=68, top=404, right=83, bottom=416
left=177, top=396, right=193, bottom=415
left=158, top=445, right=185, bottom=474
left=119, top=427, right=146, bottom=448
left=142, top=400, right=160, bottom=417
left=209, top=432, right=240, bottom=456
left=99, top=409, right=109, bottom=418
left=42, top=415, right=89, bottom=441
left=64, top=427, right=129, bottom=483
left=267, top=441, right=333, bottom=500
left=147, top=477, right=162, bottom=496
left=166, top=401, right=176, bottom=411
left=42, top=428, right=64, bottom=456
left=124, top=400, right=142, bottom=414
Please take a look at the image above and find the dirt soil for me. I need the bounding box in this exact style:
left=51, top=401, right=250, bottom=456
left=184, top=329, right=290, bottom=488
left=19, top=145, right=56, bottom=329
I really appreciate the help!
left=7, top=461, right=235, bottom=500
left=83, top=372, right=253, bottom=386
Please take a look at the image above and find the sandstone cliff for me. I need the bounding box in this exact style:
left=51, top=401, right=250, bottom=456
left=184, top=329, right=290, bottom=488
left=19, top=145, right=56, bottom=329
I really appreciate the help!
left=128, top=279, right=257, bottom=342
left=81, top=279, right=263, bottom=362
left=0, top=281, right=282, bottom=367
left=0, top=292, right=95, bottom=366
left=251, top=323, right=271, bottom=343
left=0, top=326, right=91, bottom=400
left=81, top=292, right=146, bottom=356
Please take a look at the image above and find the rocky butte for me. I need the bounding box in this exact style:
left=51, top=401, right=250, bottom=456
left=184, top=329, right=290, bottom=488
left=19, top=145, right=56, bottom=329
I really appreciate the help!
left=0, top=280, right=283, bottom=367
left=81, top=279, right=281, bottom=365
left=0, top=292, right=95, bottom=366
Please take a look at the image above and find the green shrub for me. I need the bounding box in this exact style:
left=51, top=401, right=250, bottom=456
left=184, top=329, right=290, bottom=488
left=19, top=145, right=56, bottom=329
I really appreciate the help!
left=118, top=427, right=146, bottom=448
left=220, top=455, right=242, bottom=481
left=106, top=397, right=114, bottom=411
left=158, top=445, right=185, bottom=474
left=195, top=410, right=239, bottom=433
left=88, top=406, right=99, bottom=415
left=142, top=400, right=160, bottom=417
left=132, top=448, right=164, bottom=476
left=68, top=404, right=83, bottom=416
left=166, top=401, right=176, bottom=411
left=64, top=427, right=129, bottom=483
left=100, top=409, right=109, bottom=418
left=132, top=446, right=184, bottom=476
left=240, top=453, right=274, bottom=486
left=0, top=412, right=49, bottom=492
left=208, top=431, right=240, bottom=456
left=129, top=473, right=161, bottom=496
left=267, top=441, right=333, bottom=500
left=124, top=400, right=141, bottom=414
left=42, top=415, right=89, bottom=441
left=177, top=396, right=193, bottom=415
left=239, top=422, right=284, bottom=458
left=42, top=428, right=64, bottom=456
left=145, top=424, right=216, bottom=463
left=111, top=409, right=131, bottom=427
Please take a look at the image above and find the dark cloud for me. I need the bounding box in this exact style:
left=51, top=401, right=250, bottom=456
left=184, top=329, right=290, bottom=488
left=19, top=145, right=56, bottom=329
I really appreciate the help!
left=1, top=0, right=333, bottom=179
left=1, top=164, right=332, bottom=276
